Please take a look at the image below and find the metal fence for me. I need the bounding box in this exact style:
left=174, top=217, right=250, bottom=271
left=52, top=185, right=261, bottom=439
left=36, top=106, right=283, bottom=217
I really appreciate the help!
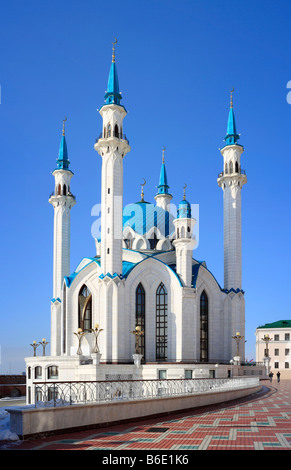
left=33, top=377, right=259, bottom=408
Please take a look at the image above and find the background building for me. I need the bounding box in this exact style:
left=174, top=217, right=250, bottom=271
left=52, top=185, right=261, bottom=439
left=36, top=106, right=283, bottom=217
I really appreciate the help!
left=256, top=320, right=291, bottom=379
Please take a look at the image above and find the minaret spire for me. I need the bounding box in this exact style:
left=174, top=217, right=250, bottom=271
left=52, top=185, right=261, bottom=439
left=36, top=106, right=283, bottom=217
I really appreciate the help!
left=173, top=185, right=196, bottom=287
left=49, top=119, right=76, bottom=355
left=103, top=38, right=123, bottom=107
left=224, top=88, right=240, bottom=147
left=154, top=146, right=172, bottom=211
left=94, top=40, right=130, bottom=277
left=217, top=91, right=247, bottom=291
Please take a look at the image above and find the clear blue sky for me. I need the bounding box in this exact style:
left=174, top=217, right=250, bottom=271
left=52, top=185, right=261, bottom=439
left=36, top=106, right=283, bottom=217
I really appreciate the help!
left=0, top=0, right=290, bottom=373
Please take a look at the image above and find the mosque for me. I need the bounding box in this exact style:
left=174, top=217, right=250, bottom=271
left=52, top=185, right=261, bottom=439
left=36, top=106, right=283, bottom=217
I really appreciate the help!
left=25, top=42, right=247, bottom=391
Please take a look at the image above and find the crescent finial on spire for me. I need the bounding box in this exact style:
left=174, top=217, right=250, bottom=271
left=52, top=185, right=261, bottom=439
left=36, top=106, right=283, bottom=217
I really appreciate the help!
left=230, top=87, right=234, bottom=108
left=183, top=183, right=187, bottom=200
left=62, top=116, right=67, bottom=136
left=140, top=178, right=146, bottom=202
left=112, top=37, right=117, bottom=63
left=162, top=146, right=166, bottom=163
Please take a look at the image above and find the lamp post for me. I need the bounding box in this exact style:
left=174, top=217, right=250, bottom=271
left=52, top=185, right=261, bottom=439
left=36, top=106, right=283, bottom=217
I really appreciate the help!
left=30, top=340, right=39, bottom=357
left=262, top=333, right=272, bottom=377
left=74, top=328, right=85, bottom=355
left=39, top=338, right=49, bottom=356
left=262, top=333, right=272, bottom=358
left=232, top=332, right=244, bottom=365
left=90, top=324, right=103, bottom=353
left=132, top=326, right=144, bottom=368
left=132, top=325, right=144, bottom=354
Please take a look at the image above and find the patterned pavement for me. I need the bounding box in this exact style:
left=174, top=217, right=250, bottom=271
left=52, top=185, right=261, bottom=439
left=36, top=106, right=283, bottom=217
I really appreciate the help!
left=3, top=380, right=291, bottom=451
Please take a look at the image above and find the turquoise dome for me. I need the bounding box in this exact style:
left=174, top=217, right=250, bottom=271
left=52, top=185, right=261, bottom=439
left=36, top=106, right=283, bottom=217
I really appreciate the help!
left=177, top=199, right=191, bottom=218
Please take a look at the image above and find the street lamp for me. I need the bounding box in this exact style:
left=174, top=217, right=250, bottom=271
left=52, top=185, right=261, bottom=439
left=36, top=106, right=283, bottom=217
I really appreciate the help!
left=232, top=332, right=244, bottom=357
left=74, top=328, right=85, bottom=355
left=30, top=340, right=39, bottom=357
left=90, top=324, right=103, bottom=353
left=39, top=338, right=49, bottom=356
left=262, top=333, right=272, bottom=357
left=132, top=326, right=144, bottom=354
left=261, top=333, right=272, bottom=377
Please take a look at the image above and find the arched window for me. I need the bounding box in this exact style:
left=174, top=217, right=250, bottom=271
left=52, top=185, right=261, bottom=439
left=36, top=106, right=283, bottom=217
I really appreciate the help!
left=149, top=232, right=158, bottom=250
left=225, top=163, right=228, bottom=174
left=114, top=124, right=119, bottom=138
left=125, top=236, right=133, bottom=249
left=63, top=184, right=67, bottom=196
left=200, top=290, right=208, bottom=362
left=47, top=366, right=58, bottom=379
left=35, top=366, right=42, bottom=379
left=78, top=285, right=92, bottom=331
left=107, top=124, right=111, bottom=138
left=156, top=283, right=168, bottom=361
left=229, top=161, right=233, bottom=174
left=57, top=184, right=61, bottom=196
left=235, top=161, right=239, bottom=173
left=135, top=283, right=145, bottom=358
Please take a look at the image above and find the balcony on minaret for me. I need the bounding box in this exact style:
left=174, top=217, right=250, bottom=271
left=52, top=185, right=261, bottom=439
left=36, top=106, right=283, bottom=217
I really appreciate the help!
left=96, top=129, right=129, bottom=144
left=218, top=167, right=246, bottom=178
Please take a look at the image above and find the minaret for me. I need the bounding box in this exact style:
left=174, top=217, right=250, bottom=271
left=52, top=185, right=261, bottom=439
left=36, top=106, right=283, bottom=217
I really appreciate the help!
left=217, top=89, right=247, bottom=290
left=173, top=185, right=196, bottom=287
left=154, top=146, right=172, bottom=212
left=49, top=118, right=76, bottom=300
left=94, top=40, right=130, bottom=276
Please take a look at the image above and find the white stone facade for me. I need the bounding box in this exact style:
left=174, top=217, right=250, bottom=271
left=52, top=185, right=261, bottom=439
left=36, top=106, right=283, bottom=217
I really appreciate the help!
left=25, top=51, right=250, bottom=401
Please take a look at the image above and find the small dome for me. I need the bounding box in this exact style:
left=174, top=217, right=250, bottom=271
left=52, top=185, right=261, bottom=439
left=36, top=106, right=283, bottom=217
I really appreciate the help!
left=177, top=199, right=191, bottom=218
left=123, top=201, right=174, bottom=237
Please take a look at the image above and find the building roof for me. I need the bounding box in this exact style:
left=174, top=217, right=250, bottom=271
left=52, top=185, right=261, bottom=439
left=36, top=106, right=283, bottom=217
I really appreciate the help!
left=257, top=320, right=291, bottom=329
left=123, top=201, right=175, bottom=237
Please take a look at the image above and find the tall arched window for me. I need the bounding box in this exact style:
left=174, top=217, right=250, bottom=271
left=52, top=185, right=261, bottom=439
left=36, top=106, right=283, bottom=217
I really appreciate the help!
left=135, top=283, right=145, bottom=358
left=107, top=124, right=111, bottom=138
left=229, top=161, right=233, bottom=174
left=78, top=285, right=92, bottom=331
left=200, top=290, right=208, bottom=362
left=156, top=283, right=168, bottom=361
left=114, top=124, right=119, bottom=138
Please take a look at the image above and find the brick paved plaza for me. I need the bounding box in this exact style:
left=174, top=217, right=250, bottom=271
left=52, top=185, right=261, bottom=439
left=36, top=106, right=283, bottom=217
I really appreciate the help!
left=3, top=380, right=291, bottom=451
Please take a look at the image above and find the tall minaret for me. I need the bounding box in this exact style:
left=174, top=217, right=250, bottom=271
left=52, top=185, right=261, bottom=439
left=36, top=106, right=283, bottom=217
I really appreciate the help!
left=94, top=40, right=130, bottom=276
left=154, top=147, right=172, bottom=212
left=173, top=185, right=196, bottom=287
left=49, top=118, right=76, bottom=300
left=217, top=90, right=247, bottom=291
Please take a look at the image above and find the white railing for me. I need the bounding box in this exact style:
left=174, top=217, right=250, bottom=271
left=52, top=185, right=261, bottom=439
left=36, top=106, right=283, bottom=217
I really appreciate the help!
left=33, top=377, right=259, bottom=408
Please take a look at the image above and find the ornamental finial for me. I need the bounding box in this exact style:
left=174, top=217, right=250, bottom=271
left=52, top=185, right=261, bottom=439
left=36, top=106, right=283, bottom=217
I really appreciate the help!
left=183, top=183, right=187, bottom=200
left=112, top=37, right=117, bottom=63
left=141, top=178, right=146, bottom=202
left=230, top=87, right=234, bottom=108
left=62, top=116, right=67, bottom=136
left=162, top=146, right=166, bottom=164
